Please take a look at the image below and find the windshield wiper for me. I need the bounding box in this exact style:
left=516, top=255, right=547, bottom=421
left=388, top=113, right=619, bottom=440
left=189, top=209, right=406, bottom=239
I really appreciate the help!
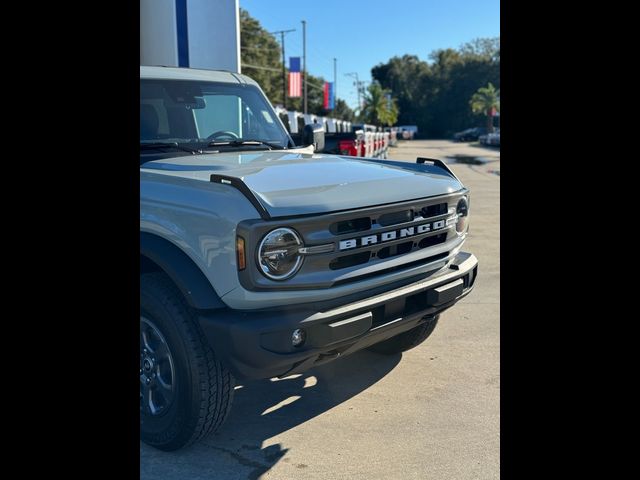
left=207, top=139, right=284, bottom=150
left=140, top=142, right=202, bottom=154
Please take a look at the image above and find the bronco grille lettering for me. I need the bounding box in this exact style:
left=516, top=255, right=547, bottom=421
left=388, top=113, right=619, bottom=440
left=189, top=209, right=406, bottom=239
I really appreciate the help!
left=339, top=218, right=453, bottom=251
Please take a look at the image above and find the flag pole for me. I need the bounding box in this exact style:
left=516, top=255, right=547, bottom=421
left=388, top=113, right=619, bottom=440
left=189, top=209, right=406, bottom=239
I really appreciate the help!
left=270, top=29, right=295, bottom=109
left=333, top=57, right=337, bottom=104
left=302, top=20, right=307, bottom=114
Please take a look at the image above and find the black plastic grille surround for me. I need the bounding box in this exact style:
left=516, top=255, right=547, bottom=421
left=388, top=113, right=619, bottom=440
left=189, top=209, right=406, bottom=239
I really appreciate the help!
left=236, top=192, right=467, bottom=291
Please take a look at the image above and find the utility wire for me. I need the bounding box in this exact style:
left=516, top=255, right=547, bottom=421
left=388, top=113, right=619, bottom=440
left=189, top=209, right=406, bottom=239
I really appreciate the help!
left=241, top=63, right=281, bottom=72
left=306, top=81, right=324, bottom=91
left=240, top=45, right=279, bottom=52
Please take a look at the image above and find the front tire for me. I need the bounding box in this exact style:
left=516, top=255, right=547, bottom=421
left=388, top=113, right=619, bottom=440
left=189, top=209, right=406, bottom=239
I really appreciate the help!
left=368, top=315, right=439, bottom=355
left=140, top=273, right=235, bottom=451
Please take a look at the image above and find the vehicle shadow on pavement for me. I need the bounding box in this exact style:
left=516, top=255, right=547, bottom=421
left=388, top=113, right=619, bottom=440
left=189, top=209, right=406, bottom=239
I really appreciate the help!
left=140, top=349, right=402, bottom=480
left=473, top=143, right=500, bottom=152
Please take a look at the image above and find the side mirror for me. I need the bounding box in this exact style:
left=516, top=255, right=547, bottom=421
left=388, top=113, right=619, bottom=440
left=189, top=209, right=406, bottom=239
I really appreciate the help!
left=302, top=123, right=325, bottom=152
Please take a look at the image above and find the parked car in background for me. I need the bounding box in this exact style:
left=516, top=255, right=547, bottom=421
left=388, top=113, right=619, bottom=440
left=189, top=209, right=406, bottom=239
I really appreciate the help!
left=479, top=129, right=500, bottom=147
left=396, top=125, right=418, bottom=140
left=453, top=127, right=487, bottom=142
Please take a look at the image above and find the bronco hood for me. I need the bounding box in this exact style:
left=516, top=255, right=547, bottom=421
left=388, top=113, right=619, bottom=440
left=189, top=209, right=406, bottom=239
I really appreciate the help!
left=140, top=150, right=464, bottom=218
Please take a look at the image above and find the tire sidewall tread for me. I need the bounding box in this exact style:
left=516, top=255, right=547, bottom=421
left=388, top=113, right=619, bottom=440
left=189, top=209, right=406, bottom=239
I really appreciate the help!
left=140, top=272, right=234, bottom=451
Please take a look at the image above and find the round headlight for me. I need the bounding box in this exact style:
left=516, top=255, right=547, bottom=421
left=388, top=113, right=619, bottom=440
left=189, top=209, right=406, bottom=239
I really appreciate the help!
left=257, top=228, right=303, bottom=280
left=456, top=197, right=469, bottom=235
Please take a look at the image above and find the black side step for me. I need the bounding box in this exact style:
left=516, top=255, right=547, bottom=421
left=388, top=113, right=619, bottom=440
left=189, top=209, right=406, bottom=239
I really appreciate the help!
left=210, top=174, right=271, bottom=220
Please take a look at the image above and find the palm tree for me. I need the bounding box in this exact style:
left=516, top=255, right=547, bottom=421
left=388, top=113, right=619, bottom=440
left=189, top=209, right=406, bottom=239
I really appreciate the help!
left=470, top=82, right=500, bottom=133
left=360, top=81, right=399, bottom=126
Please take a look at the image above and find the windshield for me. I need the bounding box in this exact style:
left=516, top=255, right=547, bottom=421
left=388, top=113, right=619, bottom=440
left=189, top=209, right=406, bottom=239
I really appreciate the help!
left=140, top=79, right=293, bottom=149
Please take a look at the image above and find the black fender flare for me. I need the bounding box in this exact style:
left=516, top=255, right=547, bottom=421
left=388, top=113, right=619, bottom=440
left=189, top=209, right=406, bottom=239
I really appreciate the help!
left=140, top=232, right=227, bottom=310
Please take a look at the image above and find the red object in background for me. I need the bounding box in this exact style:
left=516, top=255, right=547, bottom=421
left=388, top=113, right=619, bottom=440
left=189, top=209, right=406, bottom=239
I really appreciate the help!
left=488, top=107, right=496, bottom=117
left=323, top=82, right=329, bottom=109
left=338, top=139, right=358, bottom=156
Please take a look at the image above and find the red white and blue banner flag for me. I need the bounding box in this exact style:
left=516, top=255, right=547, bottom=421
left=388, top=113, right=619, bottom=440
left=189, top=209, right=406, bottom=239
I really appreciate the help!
left=323, top=82, right=335, bottom=110
left=288, top=57, right=301, bottom=97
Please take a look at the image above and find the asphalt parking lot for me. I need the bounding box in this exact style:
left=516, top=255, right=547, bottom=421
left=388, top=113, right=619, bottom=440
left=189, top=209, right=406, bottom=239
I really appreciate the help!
left=140, top=139, right=500, bottom=480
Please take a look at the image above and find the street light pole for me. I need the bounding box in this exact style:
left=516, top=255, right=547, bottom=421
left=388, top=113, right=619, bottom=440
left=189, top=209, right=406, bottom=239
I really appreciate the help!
left=333, top=57, right=337, bottom=104
left=270, top=28, right=295, bottom=109
left=345, top=72, right=360, bottom=111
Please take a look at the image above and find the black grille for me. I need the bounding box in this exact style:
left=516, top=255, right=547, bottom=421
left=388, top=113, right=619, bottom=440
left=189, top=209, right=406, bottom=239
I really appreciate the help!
left=418, top=233, right=447, bottom=249
left=377, top=210, right=413, bottom=227
left=329, top=251, right=371, bottom=270
left=376, top=241, right=413, bottom=259
left=328, top=202, right=448, bottom=236
left=329, top=217, right=371, bottom=235
left=328, top=206, right=450, bottom=272
left=420, top=203, right=448, bottom=218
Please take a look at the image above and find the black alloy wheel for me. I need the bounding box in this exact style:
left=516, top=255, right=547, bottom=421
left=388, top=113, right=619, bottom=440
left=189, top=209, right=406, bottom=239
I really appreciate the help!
left=140, top=317, right=176, bottom=416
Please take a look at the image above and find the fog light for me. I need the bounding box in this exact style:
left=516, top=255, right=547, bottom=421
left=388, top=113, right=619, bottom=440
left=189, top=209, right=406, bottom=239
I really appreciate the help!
left=291, top=329, right=306, bottom=347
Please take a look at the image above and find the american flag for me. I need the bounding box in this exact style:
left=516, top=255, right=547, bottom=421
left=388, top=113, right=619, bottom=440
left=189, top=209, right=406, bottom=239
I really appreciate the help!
left=288, top=57, right=301, bottom=97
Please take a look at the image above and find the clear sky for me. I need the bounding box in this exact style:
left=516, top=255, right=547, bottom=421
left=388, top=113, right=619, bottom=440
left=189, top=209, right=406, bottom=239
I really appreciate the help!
left=239, top=0, right=500, bottom=110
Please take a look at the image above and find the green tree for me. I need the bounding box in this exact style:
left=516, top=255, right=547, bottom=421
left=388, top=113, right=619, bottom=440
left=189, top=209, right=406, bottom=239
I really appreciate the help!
left=331, top=99, right=355, bottom=122
left=459, top=37, right=501, bottom=62
left=469, top=82, right=500, bottom=133
left=371, top=55, right=430, bottom=126
left=371, top=37, right=500, bottom=137
left=239, top=8, right=282, bottom=105
left=359, top=81, right=399, bottom=126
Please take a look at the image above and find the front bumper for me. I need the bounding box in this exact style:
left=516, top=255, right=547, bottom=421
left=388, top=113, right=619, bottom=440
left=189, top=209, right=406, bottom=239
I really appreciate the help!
left=198, top=252, right=478, bottom=380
